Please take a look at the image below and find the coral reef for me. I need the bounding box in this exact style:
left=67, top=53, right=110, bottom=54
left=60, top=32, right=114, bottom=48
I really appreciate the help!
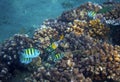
left=66, top=20, right=86, bottom=36
left=66, top=19, right=110, bottom=40
left=0, top=2, right=120, bottom=82
left=43, top=19, right=69, bottom=35
left=0, top=34, right=34, bottom=66
left=88, top=19, right=110, bottom=40
left=0, top=63, right=11, bottom=82
left=0, top=34, right=35, bottom=81
left=33, top=26, right=58, bottom=50
left=103, top=3, right=120, bottom=26
left=79, top=42, right=120, bottom=81
left=58, top=2, right=102, bottom=22
left=24, top=62, right=92, bottom=82
left=24, top=37, right=120, bottom=81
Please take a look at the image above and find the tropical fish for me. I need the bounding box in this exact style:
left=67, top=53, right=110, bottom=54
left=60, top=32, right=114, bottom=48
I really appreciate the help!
left=53, top=53, right=64, bottom=62
left=45, top=34, right=64, bottom=55
left=51, top=42, right=59, bottom=50
left=47, top=53, right=64, bottom=62
left=50, top=34, right=64, bottom=50
left=21, top=48, right=40, bottom=58
left=19, top=48, right=40, bottom=64
left=87, top=11, right=96, bottom=18
left=20, top=57, right=32, bottom=64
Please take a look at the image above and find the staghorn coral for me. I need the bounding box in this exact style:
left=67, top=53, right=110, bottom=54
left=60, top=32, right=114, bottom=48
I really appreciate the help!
left=66, top=20, right=86, bottom=36
left=65, top=19, right=110, bottom=41
left=62, top=32, right=97, bottom=56
left=88, top=19, right=110, bottom=40
left=24, top=58, right=92, bottom=82
left=72, top=42, right=120, bottom=81
left=33, top=26, right=58, bottom=50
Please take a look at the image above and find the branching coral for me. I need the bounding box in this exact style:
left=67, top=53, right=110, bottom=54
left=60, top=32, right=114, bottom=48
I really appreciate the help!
left=24, top=57, right=92, bottom=82
left=43, top=19, right=70, bottom=35
left=88, top=19, right=110, bottom=40
left=0, top=2, right=120, bottom=82
left=73, top=42, right=120, bottom=81
left=67, top=20, right=86, bottom=36
left=58, top=2, right=102, bottom=22
left=33, top=27, right=58, bottom=49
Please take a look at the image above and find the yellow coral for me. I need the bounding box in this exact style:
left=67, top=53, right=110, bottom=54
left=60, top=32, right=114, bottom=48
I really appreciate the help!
left=70, top=20, right=87, bottom=36
left=88, top=19, right=110, bottom=39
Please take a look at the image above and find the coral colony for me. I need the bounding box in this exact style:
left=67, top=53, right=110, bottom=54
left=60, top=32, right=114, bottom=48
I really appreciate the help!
left=0, top=2, right=120, bottom=82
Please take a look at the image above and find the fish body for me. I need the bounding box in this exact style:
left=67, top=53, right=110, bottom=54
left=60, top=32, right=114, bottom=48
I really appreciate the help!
left=51, top=42, right=58, bottom=50
left=47, top=52, right=64, bottom=62
left=46, top=34, right=64, bottom=52
left=21, top=48, right=40, bottom=58
left=88, top=11, right=96, bottom=18
left=53, top=53, right=64, bottom=62
left=19, top=48, right=40, bottom=64
left=20, top=57, right=32, bottom=64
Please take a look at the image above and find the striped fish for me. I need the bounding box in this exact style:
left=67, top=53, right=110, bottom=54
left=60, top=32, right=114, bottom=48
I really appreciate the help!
left=53, top=53, right=64, bottom=62
left=21, top=48, right=40, bottom=58
left=20, top=57, right=32, bottom=64
left=47, top=53, right=64, bottom=62
left=88, top=11, right=96, bottom=18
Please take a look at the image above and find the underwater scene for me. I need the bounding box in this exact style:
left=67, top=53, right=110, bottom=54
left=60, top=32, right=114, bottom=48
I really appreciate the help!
left=0, top=0, right=120, bottom=82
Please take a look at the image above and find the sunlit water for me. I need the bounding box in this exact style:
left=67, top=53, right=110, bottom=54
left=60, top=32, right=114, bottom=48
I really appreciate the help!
left=0, top=0, right=119, bottom=42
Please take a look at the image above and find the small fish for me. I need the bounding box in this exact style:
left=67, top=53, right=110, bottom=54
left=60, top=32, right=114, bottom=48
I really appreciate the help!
left=21, top=48, right=40, bottom=58
left=50, top=35, right=64, bottom=50
left=47, top=52, right=64, bottom=62
left=88, top=11, right=96, bottom=18
left=53, top=53, right=64, bottom=62
left=20, top=57, right=32, bottom=64
left=51, top=42, right=59, bottom=50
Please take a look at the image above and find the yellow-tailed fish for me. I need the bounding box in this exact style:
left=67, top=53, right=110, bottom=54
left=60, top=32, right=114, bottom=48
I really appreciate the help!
left=50, top=34, right=64, bottom=50
left=51, top=42, right=58, bottom=49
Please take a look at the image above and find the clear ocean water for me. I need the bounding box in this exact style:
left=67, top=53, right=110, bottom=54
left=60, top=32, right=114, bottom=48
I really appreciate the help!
left=0, top=0, right=119, bottom=42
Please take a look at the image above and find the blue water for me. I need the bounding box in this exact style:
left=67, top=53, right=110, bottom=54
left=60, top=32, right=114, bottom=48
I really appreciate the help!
left=0, top=0, right=119, bottom=42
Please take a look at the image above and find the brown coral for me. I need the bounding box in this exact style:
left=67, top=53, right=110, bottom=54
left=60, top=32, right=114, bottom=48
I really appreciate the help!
left=66, top=20, right=87, bottom=36
left=58, top=2, right=102, bottom=22
left=33, top=27, right=58, bottom=49
left=88, top=19, right=110, bottom=40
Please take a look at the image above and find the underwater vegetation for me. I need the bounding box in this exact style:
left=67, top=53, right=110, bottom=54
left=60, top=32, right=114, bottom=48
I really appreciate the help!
left=0, top=1, right=120, bottom=82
